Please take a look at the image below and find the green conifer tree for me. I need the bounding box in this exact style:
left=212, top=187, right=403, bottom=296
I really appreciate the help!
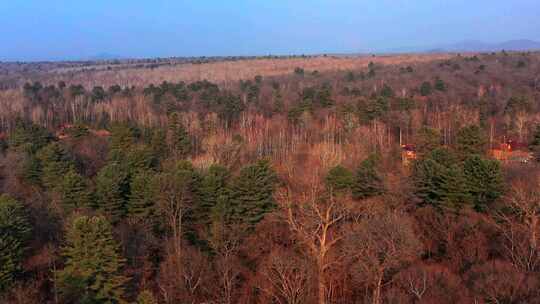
left=325, top=165, right=354, bottom=193
left=36, top=142, right=75, bottom=189
left=463, top=155, right=504, bottom=211
left=58, top=169, right=92, bottom=212
left=352, top=155, right=385, bottom=200
left=197, top=164, right=231, bottom=227
left=57, top=215, right=127, bottom=303
left=150, top=128, right=168, bottom=160
left=413, top=149, right=470, bottom=210
left=230, top=160, right=277, bottom=226
left=109, top=123, right=139, bottom=161
left=456, top=125, right=487, bottom=157
left=9, top=119, right=53, bottom=154
left=0, top=195, right=31, bottom=292
left=420, top=81, right=433, bottom=96
left=168, top=112, right=192, bottom=159
left=434, top=77, right=447, bottom=91
left=415, top=127, right=441, bottom=155
left=127, top=170, right=156, bottom=220
left=95, top=163, right=130, bottom=222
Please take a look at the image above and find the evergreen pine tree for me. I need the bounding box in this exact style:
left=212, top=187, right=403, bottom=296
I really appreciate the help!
left=127, top=170, right=156, bottom=220
left=415, top=126, right=441, bottom=155
left=463, top=155, right=504, bottom=211
left=380, top=84, right=395, bottom=98
left=95, top=163, right=130, bottom=222
left=168, top=112, right=192, bottom=159
left=0, top=195, right=31, bottom=292
left=109, top=123, right=139, bottom=161
left=150, top=128, right=168, bottom=160
left=325, top=165, right=353, bottom=193
left=57, top=215, right=127, bottom=303
left=196, top=164, right=231, bottom=227
left=125, top=144, right=158, bottom=173
left=434, top=77, right=447, bottom=91
left=352, top=155, right=385, bottom=200
left=456, top=125, right=487, bottom=157
left=21, top=154, right=43, bottom=185
left=36, top=142, right=75, bottom=190
left=413, top=149, right=470, bottom=210
left=230, top=160, right=277, bottom=226
left=420, top=81, right=433, bottom=96
left=57, top=169, right=92, bottom=212
left=412, top=158, right=447, bottom=207
left=9, top=119, right=53, bottom=154
left=438, top=164, right=471, bottom=209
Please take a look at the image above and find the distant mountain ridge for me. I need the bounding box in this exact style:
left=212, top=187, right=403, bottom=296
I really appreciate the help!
left=385, top=39, right=540, bottom=54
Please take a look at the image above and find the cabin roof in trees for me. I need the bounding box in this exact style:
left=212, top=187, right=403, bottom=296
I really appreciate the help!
left=490, top=139, right=533, bottom=163
left=55, top=124, right=111, bottom=140
left=401, top=144, right=417, bottom=166
left=90, top=129, right=111, bottom=137
left=401, top=144, right=416, bottom=152
left=55, top=123, right=74, bottom=139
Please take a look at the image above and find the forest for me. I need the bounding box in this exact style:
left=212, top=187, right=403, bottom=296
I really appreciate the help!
left=1, top=51, right=540, bottom=304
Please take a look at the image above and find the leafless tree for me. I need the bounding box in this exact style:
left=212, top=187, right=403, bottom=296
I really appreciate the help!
left=154, top=169, right=194, bottom=303
left=346, top=209, right=422, bottom=304
left=498, top=176, right=540, bottom=272
left=257, top=248, right=309, bottom=304
left=276, top=183, right=348, bottom=304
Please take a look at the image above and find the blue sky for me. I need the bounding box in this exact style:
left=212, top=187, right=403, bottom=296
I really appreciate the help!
left=1, top=0, right=539, bottom=61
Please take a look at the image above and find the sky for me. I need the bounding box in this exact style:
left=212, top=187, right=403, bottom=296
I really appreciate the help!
left=1, top=0, right=539, bottom=61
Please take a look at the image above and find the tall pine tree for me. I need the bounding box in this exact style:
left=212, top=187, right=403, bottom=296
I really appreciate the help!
left=463, top=155, right=504, bottom=211
left=36, top=142, right=75, bottom=189
left=57, top=169, right=92, bottom=213
left=168, top=112, right=192, bottom=160
left=95, top=162, right=130, bottom=222
left=456, top=125, right=487, bottom=158
left=230, top=160, right=277, bottom=226
left=196, top=164, right=231, bottom=227
left=0, top=195, right=31, bottom=292
left=352, top=155, right=385, bottom=200
left=57, top=215, right=127, bottom=303
left=127, top=170, right=157, bottom=220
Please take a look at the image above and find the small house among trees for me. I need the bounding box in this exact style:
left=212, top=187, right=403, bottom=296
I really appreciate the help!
left=401, top=144, right=417, bottom=166
left=490, top=139, right=533, bottom=163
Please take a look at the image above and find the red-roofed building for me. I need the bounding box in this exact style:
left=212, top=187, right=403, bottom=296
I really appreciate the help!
left=401, top=144, right=417, bottom=166
left=490, top=139, right=533, bottom=164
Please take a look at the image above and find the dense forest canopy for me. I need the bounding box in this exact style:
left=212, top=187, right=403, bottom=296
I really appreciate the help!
left=1, top=51, right=540, bottom=303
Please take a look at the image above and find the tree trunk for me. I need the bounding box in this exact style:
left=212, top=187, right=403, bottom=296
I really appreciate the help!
left=372, top=271, right=383, bottom=304
left=318, top=258, right=326, bottom=304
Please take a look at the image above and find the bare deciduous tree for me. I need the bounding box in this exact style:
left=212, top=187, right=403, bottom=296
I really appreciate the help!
left=257, top=248, right=309, bottom=304
left=498, top=176, right=540, bottom=272
left=346, top=210, right=422, bottom=304
left=276, top=183, right=348, bottom=304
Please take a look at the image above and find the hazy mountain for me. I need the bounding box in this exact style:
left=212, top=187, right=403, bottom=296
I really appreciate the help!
left=384, top=39, right=540, bottom=54
left=440, top=39, right=540, bottom=52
